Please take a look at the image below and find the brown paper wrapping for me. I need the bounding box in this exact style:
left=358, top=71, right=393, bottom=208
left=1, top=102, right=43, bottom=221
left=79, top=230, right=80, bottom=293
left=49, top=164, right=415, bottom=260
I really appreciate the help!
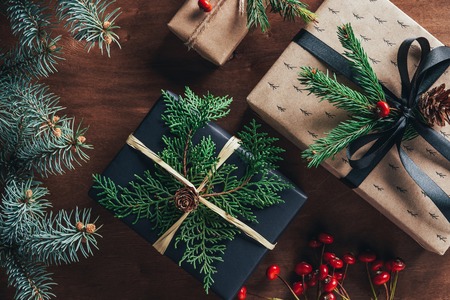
left=247, top=0, right=450, bottom=254
left=168, top=0, right=248, bottom=66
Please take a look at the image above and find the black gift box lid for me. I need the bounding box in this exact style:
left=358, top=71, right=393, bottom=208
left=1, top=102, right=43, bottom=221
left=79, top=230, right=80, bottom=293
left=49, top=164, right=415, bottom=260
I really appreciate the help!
left=89, top=92, right=308, bottom=299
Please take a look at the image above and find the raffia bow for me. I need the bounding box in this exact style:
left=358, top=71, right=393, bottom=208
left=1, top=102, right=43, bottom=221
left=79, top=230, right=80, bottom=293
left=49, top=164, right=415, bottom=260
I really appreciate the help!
left=126, top=134, right=276, bottom=255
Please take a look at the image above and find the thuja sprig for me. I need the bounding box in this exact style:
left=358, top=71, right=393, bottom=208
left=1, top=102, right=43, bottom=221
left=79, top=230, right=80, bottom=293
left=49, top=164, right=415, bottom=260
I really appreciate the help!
left=247, top=0, right=317, bottom=33
left=93, top=87, right=289, bottom=293
left=299, top=24, right=400, bottom=167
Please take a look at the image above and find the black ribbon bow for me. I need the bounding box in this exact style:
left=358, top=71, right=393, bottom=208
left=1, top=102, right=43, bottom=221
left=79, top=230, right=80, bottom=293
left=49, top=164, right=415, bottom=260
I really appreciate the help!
left=296, top=30, right=450, bottom=220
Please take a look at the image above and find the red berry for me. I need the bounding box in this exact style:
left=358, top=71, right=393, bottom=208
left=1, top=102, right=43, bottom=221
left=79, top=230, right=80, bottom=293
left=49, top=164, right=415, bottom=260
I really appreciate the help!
left=334, top=271, right=345, bottom=281
left=292, top=282, right=306, bottom=295
left=318, top=233, right=334, bottom=244
left=329, top=258, right=344, bottom=269
left=390, top=258, right=406, bottom=272
left=358, top=251, right=376, bottom=263
left=198, top=0, right=212, bottom=12
left=323, top=252, right=336, bottom=262
left=318, top=264, right=329, bottom=280
left=343, top=252, right=356, bottom=265
left=237, top=286, right=247, bottom=300
left=295, top=261, right=313, bottom=276
left=308, top=239, right=323, bottom=248
left=376, top=101, right=390, bottom=118
left=306, top=273, right=318, bottom=287
left=319, top=292, right=336, bottom=300
left=373, top=271, right=390, bottom=285
left=323, top=276, right=338, bottom=292
left=371, top=260, right=384, bottom=271
left=266, top=265, right=280, bottom=280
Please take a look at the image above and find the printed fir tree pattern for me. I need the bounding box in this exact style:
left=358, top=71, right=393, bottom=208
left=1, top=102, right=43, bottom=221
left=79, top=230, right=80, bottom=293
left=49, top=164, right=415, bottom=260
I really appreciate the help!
left=93, top=88, right=291, bottom=292
left=247, top=0, right=450, bottom=254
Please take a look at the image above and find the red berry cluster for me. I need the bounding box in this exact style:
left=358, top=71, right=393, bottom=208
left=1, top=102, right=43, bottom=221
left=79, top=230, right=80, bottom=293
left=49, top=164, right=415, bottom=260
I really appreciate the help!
left=358, top=250, right=406, bottom=300
left=237, top=233, right=406, bottom=300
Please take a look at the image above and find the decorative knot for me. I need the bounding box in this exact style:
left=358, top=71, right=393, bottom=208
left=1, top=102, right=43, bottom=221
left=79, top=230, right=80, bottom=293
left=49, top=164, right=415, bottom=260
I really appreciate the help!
left=174, top=186, right=199, bottom=213
left=401, top=106, right=414, bottom=119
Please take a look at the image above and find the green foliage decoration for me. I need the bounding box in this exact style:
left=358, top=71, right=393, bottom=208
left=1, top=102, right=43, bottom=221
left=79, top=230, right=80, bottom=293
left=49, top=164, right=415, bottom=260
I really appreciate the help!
left=93, top=87, right=291, bottom=292
left=247, top=0, right=317, bottom=32
left=0, top=0, right=121, bottom=298
left=298, top=23, right=415, bottom=167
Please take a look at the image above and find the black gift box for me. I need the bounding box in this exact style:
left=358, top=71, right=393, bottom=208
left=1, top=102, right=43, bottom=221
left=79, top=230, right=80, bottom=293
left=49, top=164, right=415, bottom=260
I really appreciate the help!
left=89, top=92, right=307, bottom=299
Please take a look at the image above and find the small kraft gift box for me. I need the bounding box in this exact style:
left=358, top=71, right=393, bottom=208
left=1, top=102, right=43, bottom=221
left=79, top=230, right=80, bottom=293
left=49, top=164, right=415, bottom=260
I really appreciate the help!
left=89, top=90, right=307, bottom=299
left=247, top=0, right=450, bottom=255
left=168, top=0, right=248, bottom=66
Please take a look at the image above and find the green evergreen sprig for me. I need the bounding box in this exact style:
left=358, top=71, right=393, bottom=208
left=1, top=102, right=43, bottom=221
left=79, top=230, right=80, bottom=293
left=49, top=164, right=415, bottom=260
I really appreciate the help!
left=93, top=87, right=290, bottom=293
left=6, top=0, right=52, bottom=48
left=57, top=0, right=121, bottom=56
left=0, top=0, right=121, bottom=297
left=247, top=0, right=317, bottom=33
left=299, top=24, right=401, bottom=167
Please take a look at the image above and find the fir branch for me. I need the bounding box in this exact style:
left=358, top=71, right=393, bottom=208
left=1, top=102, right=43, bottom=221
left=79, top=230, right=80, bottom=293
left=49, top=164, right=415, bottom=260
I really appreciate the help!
left=57, top=0, right=121, bottom=56
left=0, top=35, right=62, bottom=79
left=20, top=208, right=101, bottom=266
left=247, top=0, right=316, bottom=32
left=299, top=67, right=373, bottom=116
left=302, top=117, right=376, bottom=167
left=6, top=0, right=52, bottom=48
left=338, top=24, right=385, bottom=103
left=0, top=179, right=51, bottom=245
left=1, top=249, right=55, bottom=300
left=247, top=0, right=269, bottom=32
left=268, top=0, right=317, bottom=23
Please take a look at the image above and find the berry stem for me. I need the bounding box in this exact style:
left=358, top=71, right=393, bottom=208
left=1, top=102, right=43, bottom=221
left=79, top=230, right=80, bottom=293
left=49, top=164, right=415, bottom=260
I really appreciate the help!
left=302, top=275, right=309, bottom=300
left=383, top=283, right=389, bottom=300
left=389, top=272, right=399, bottom=300
left=365, top=263, right=378, bottom=300
left=317, top=244, right=326, bottom=300
left=335, top=282, right=350, bottom=300
left=341, top=264, right=349, bottom=285
left=277, top=275, right=300, bottom=300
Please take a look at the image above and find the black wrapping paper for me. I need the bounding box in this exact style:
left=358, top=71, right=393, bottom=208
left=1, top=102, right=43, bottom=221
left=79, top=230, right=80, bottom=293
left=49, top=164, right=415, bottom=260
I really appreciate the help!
left=89, top=93, right=307, bottom=299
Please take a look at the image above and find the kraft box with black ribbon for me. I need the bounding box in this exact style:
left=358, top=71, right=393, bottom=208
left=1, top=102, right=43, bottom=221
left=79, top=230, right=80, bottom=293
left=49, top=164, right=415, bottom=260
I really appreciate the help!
left=247, top=0, right=450, bottom=254
left=168, top=0, right=247, bottom=66
left=89, top=91, right=307, bottom=299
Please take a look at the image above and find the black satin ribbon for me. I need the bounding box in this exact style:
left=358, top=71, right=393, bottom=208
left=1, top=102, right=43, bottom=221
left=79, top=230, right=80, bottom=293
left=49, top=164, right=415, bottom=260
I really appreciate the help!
left=294, top=29, right=450, bottom=220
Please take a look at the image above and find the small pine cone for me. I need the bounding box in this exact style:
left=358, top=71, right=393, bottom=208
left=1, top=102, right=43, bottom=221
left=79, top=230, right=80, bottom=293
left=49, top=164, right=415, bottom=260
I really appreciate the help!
left=76, top=222, right=85, bottom=231
left=53, top=127, right=62, bottom=138
left=25, top=189, right=33, bottom=199
left=52, top=115, right=60, bottom=123
left=85, top=223, right=96, bottom=234
left=418, top=83, right=450, bottom=127
left=77, top=136, right=86, bottom=144
left=174, top=187, right=199, bottom=213
left=48, top=44, right=57, bottom=52
left=104, top=34, right=112, bottom=45
left=103, top=21, right=111, bottom=29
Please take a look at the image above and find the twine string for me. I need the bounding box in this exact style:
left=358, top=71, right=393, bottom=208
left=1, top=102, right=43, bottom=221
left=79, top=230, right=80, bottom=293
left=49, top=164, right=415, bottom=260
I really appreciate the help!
left=126, top=134, right=276, bottom=255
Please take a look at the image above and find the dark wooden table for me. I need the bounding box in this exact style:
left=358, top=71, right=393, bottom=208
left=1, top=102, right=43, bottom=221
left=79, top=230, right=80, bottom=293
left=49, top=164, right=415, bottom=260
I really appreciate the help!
left=1, top=1, right=450, bottom=299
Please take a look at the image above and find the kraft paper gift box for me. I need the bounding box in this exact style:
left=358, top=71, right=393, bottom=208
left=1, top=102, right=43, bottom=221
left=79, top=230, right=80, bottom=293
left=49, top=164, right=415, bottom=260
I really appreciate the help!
left=247, top=0, right=450, bottom=254
left=168, top=0, right=248, bottom=66
left=89, top=93, right=308, bottom=299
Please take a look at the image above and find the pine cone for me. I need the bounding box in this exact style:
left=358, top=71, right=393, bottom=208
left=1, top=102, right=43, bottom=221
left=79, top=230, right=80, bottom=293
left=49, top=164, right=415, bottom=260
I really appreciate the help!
left=418, top=83, right=450, bottom=127
left=174, top=187, right=199, bottom=213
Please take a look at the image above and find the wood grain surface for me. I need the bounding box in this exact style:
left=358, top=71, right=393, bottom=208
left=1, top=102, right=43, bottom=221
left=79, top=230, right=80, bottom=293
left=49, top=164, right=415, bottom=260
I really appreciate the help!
left=1, top=1, right=450, bottom=299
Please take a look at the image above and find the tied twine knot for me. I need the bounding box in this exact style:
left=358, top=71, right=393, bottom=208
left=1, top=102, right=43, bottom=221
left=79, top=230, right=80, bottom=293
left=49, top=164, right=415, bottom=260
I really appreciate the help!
left=344, top=37, right=450, bottom=220
left=126, top=134, right=276, bottom=255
